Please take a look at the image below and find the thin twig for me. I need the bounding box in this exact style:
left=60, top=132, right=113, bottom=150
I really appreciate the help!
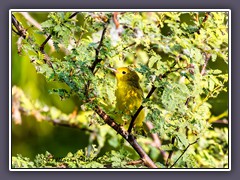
left=69, top=12, right=79, bottom=19
left=211, top=119, right=228, bottom=128
left=196, top=12, right=211, bottom=34
left=201, top=53, right=211, bottom=75
left=212, top=119, right=228, bottom=125
left=90, top=22, right=109, bottom=74
left=122, top=42, right=136, bottom=51
left=40, top=12, right=79, bottom=52
left=165, top=91, right=193, bottom=167
left=170, top=138, right=199, bottom=168
left=20, top=12, right=42, bottom=29
left=52, top=120, right=94, bottom=133
left=202, top=12, right=210, bottom=23
left=185, top=97, right=191, bottom=107
left=145, top=122, right=161, bottom=147
left=128, top=105, right=144, bottom=133
left=40, top=35, right=52, bottom=53
left=12, top=14, right=54, bottom=70
left=128, top=85, right=157, bottom=133
left=12, top=27, right=21, bottom=36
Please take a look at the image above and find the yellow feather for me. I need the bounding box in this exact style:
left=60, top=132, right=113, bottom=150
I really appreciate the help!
left=113, top=67, right=145, bottom=128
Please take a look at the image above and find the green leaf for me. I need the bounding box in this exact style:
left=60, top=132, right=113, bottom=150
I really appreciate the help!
left=41, top=20, right=53, bottom=28
left=177, top=133, right=189, bottom=148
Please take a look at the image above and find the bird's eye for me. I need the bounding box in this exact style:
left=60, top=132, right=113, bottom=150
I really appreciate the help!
left=122, top=71, right=126, bottom=74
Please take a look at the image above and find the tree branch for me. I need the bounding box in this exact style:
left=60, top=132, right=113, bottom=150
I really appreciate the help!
left=122, top=42, right=136, bottom=51
left=12, top=86, right=94, bottom=133
left=40, top=35, right=52, bottom=53
left=12, top=14, right=27, bottom=38
left=94, top=105, right=157, bottom=168
left=166, top=90, right=195, bottom=167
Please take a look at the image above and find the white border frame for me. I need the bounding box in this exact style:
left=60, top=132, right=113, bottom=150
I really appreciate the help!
left=9, top=9, right=231, bottom=171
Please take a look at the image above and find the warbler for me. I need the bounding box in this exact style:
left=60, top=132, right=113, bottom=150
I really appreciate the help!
left=110, top=67, right=145, bottom=130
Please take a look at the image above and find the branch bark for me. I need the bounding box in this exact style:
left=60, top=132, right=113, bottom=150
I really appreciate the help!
left=94, top=106, right=157, bottom=168
left=12, top=14, right=27, bottom=38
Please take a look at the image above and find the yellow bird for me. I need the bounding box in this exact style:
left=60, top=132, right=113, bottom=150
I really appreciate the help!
left=110, top=67, right=145, bottom=130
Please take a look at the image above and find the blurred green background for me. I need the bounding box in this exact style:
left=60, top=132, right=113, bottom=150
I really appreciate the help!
left=11, top=12, right=228, bottom=160
left=12, top=12, right=91, bottom=159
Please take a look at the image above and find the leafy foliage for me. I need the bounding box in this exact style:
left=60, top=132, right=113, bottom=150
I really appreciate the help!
left=12, top=11, right=229, bottom=168
left=12, top=148, right=146, bottom=168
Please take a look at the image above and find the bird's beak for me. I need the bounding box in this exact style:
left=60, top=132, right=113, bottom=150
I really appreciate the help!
left=106, top=67, right=118, bottom=74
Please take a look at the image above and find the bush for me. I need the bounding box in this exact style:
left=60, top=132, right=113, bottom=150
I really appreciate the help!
left=11, top=11, right=229, bottom=169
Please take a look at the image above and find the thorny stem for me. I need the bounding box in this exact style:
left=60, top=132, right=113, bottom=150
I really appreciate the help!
left=12, top=14, right=48, bottom=69
left=12, top=97, right=94, bottom=133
